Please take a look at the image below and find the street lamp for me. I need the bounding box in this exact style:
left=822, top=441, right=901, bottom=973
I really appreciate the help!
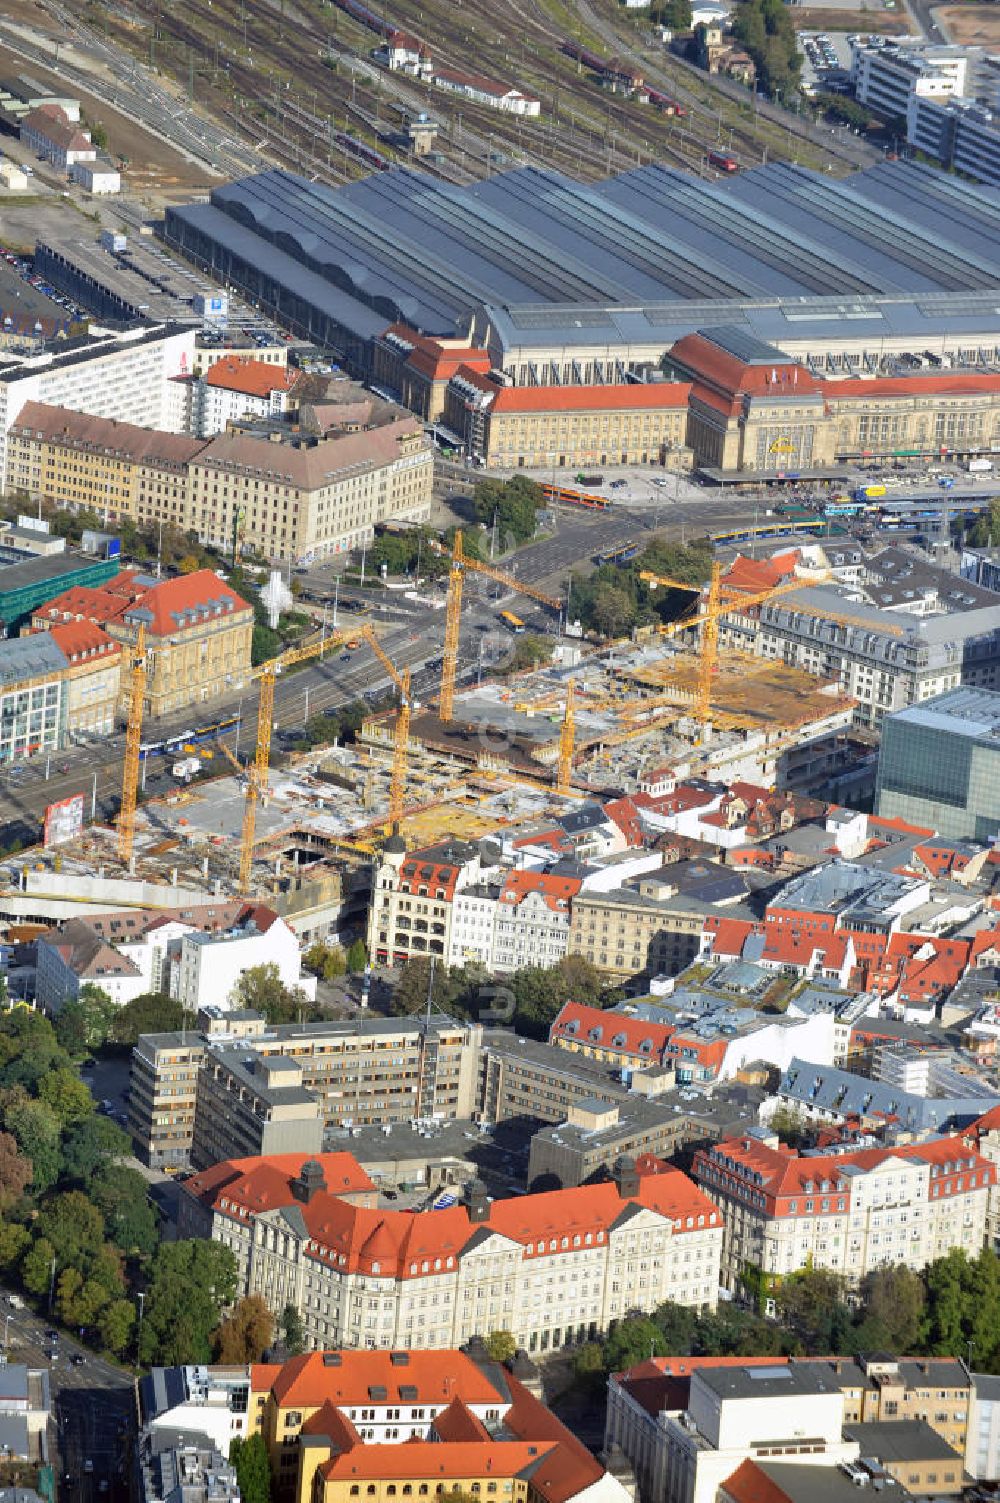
left=135, top=1291, right=146, bottom=1375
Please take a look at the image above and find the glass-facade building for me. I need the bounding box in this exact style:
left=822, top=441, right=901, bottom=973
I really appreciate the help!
left=875, top=687, right=1000, bottom=842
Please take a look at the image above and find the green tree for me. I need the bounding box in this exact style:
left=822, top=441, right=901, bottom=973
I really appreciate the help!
left=507, top=633, right=552, bottom=673
left=652, top=1300, right=697, bottom=1354
left=571, top=1341, right=606, bottom=1390
left=214, top=1294, right=275, bottom=1363
left=777, top=1267, right=849, bottom=1352
left=281, top=1302, right=305, bottom=1356
left=969, top=498, right=1000, bottom=547
left=99, top=1297, right=136, bottom=1357
left=860, top=1265, right=926, bottom=1354
left=346, top=939, right=367, bottom=974
left=767, top=1105, right=811, bottom=1149
left=472, top=476, right=545, bottom=550
left=660, top=0, right=693, bottom=26
left=483, top=1329, right=517, bottom=1363
left=21, top=1236, right=56, bottom=1298
left=141, top=1241, right=238, bottom=1366
left=61, top=1116, right=130, bottom=1185
left=3, top=1098, right=62, bottom=1192
left=509, top=955, right=612, bottom=1039
left=0, top=1220, right=30, bottom=1273
left=602, top=1317, right=668, bottom=1371
left=303, top=943, right=347, bottom=981
left=38, top=1067, right=95, bottom=1127
left=108, top=993, right=195, bottom=1049
left=90, top=1164, right=159, bottom=1256
left=229, top=1434, right=272, bottom=1503
left=55, top=985, right=117, bottom=1054
left=589, top=582, right=636, bottom=639
left=231, top=964, right=310, bottom=1025
left=37, top=1191, right=106, bottom=1271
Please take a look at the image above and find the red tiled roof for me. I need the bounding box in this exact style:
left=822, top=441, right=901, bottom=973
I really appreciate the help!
left=489, top=382, right=691, bottom=415
left=205, top=356, right=299, bottom=397
left=695, top=1133, right=994, bottom=1218
left=721, top=551, right=799, bottom=595
left=121, top=569, right=251, bottom=638
left=264, top=1350, right=504, bottom=1410
left=603, top=795, right=644, bottom=847
left=722, top=1459, right=796, bottom=1503
left=47, top=619, right=121, bottom=665
left=181, top=1152, right=375, bottom=1214
left=825, top=372, right=1000, bottom=401
left=497, top=870, right=582, bottom=912
left=220, top=1149, right=716, bottom=1282
left=550, top=999, right=675, bottom=1061
left=703, top=915, right=760, bottom=958
left=382, top=325, right=492, bottom=383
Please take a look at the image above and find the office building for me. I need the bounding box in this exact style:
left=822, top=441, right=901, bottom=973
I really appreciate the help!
left=0, top=323, right=196, bottom=488
left=875, top=687, right=1000, bottom=842
left=0, top=549, right=120, bottom=631
left=129, top=1008, right=483, bottom=1169
left=9, top=402, right=433, bottom=564
left=850, top=38, right=967, bottom=119
left=178, top=1153, right=722, bottom=1353
left=19, top=103, right=96, bottom=169
left=34, top=567, right=254, bottom=720
left=693, top=1129, right=994, bottom=1298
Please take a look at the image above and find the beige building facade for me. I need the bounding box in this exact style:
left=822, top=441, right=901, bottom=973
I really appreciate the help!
left=568, top=889, right=707, bottom=977
left=8, top=403, right=434, bottom=564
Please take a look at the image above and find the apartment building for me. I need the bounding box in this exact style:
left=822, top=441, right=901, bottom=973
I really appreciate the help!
left=367, top=836, right=503, bottom=966
left=0, top=323, right=196, bottom=488
left=177, top=1154, right=722, bottom=1355
left=7, top=403, right=434, bottom=564
left=492, top=870, right=581, bottom=973
left=693, top=1129, right=994, bottom=1299
left=130, top=1008, right=483, bottom=1169
left=606, top=1352, right=972, bottom=1503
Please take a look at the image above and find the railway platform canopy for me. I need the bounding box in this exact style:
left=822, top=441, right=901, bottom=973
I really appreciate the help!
left=164, top=158, right=1000, bottom=380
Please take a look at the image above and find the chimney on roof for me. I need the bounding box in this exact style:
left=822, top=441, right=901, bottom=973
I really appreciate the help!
left=466, top=1179, right=490, bottom=1223
left=615, top=1156, right=641, bottom=1200
left=291, top=1159, right=327, bottom=1205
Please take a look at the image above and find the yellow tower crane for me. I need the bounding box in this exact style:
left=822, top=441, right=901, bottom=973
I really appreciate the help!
left=117, top=623, right=147, bottom=867
left=640, top=563, right=822, bottom=725
left=556, top=677, right=575, bottom=796
left=360, top=625, right=412, bottom=829
left=237, top=623, right=412, bottom=891
left=439, top=530, right=563, bottom=723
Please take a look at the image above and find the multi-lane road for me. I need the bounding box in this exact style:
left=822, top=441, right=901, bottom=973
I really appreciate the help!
left=1, top=1286, right=134, bottom=1502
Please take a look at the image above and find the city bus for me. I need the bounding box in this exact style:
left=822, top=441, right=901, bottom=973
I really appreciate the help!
left=499, top=610, right=526, bottom=633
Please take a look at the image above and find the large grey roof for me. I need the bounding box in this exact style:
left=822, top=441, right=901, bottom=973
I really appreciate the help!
left=883, top=686, right=1000, bottom=741
left=0, top=631, right=67, bottom=689
left=165, top=159, right=1000, bottom=346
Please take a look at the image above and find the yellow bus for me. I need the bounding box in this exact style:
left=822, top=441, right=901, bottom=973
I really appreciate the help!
left=499, top=610, right=526, bottom=633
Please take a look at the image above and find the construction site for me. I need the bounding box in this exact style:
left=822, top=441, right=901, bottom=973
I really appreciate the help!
left=0, top=536, right=868, bottom=938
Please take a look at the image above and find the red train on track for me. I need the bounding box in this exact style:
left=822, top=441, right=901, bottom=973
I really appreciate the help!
left=707, top=149, right=739, bottom=172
